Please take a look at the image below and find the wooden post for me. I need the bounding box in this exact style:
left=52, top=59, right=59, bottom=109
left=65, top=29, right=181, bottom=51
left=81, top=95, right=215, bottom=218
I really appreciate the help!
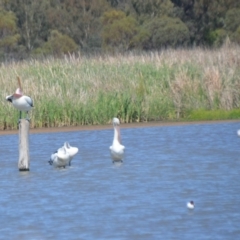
left=18, top=119, right=30, bottom=171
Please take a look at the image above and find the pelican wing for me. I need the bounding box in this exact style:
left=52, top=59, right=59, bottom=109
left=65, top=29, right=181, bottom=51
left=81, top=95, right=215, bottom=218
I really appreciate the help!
left=25, top=96, right=34, bottom=107
left=64, top=142, right=79, bottom=158
left=57, top=147, right=70, bottom=161
left=68, top=147, right=78, bottom=157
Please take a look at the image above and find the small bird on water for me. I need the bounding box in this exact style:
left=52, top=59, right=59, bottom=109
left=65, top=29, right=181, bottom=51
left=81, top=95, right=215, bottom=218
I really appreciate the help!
left=6, top=87, right=34, bottom=121
left=187, top=201, right=194, bottom=210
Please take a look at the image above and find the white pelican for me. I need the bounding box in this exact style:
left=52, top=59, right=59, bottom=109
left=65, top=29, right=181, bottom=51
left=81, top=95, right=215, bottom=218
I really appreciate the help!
left=6, top=87, right=33, bottom=120
left=63, top=142, right=79, bottom=166
left=109, top=117, right=125, bottom=162
left=49, top=142, right=78, bottom=167
left=49, top=146, right=71, bottom=168
left=187, top=201, right=194, bottom=210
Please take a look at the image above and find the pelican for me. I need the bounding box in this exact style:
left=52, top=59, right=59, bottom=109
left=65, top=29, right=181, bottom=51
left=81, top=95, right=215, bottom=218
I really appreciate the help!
left=63, top=142, right=79, bottom=166
left=48, top=146, right=71, bottom=168
left=6, top=87, right=33, bottom=120
left=109, top=117, right=125, bottom=162
left=49, top=142, right=78, bottom=167
left=187, top=201, right=194, bottom=210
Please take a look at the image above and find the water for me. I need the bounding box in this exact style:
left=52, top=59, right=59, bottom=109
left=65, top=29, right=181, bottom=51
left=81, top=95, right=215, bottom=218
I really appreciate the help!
left=0, top=122, right=240, bottom=240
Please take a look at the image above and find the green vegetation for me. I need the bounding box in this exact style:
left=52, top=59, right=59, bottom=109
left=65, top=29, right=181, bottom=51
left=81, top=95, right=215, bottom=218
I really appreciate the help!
left=188, top=109, right=240, bottom=121
left=0, top=1, right=240, bottom=60
left=0, top=45, right=240, bottom=130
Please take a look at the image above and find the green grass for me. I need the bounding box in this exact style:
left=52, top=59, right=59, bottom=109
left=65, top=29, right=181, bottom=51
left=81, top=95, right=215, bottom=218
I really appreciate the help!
left=187, top=109, right=240, bottom=121
left=0, top=46, right=240, bottom=130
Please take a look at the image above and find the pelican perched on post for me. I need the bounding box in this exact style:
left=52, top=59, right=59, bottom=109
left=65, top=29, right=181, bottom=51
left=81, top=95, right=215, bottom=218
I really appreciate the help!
left=109, top=117, right=125, bottom=162
left=6, top=77, right=33, bottom=121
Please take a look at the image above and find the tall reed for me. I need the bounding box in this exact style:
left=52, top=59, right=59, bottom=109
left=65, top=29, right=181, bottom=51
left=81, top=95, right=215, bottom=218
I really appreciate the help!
left=0, top=45, right=240, bottom=130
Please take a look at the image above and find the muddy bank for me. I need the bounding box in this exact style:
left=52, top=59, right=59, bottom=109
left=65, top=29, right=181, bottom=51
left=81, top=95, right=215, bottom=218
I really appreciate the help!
left=0, top=119, right=239, bottom=136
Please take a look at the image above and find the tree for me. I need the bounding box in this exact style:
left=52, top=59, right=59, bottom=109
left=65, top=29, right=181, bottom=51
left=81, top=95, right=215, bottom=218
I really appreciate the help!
left=47, top=0, right=110, bottom=51
left=132, top=0, right=174, bottom=19
left=144, top=16, right=190, bottom=49
left=0, top=9, right=20, bottom=59
left=225, top=8, right=240, bottom=32
left=2, top=0, right=50, bottom=53
left=101, top=10, right=139, bottom=51
left=193, top=0, right=240, bottom=45
left=224, top=8, right=240, bottom=44
left=232, top=26, right=240, bottom=44
left=106, top=0, right=134, bottom=14
left=34, top=30, right=78, bottom=56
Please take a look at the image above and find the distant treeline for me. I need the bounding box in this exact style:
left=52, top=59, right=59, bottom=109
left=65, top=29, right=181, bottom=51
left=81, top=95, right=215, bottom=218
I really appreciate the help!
left=0, top=0, right=240, bottom=60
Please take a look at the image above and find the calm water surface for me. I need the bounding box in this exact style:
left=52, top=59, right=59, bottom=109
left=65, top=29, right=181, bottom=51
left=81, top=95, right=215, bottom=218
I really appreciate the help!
left=0, top=122, right=240, bottom=240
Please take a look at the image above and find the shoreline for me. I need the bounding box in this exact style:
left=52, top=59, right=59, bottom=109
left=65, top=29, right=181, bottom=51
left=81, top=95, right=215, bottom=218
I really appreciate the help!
left=0, top=119, right=239, bottom=136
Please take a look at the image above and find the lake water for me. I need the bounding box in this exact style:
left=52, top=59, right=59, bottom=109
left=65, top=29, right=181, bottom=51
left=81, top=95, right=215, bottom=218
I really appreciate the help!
left=0, top=122, right=239, bottom=240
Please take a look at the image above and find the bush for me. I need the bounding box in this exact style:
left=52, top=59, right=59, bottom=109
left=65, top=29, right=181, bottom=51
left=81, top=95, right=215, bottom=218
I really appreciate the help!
left=144, top=16, right=190, bottom=49
left=34, top=30, right=79, bottom=56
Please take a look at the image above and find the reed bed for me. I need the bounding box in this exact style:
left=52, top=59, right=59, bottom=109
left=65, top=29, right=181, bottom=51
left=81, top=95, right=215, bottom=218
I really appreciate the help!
left=0, top=45, right=240, bottom=130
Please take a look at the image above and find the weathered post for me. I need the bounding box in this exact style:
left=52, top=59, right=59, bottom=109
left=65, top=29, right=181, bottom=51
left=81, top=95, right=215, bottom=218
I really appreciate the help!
left=18, top=119, right=30, bottom=171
